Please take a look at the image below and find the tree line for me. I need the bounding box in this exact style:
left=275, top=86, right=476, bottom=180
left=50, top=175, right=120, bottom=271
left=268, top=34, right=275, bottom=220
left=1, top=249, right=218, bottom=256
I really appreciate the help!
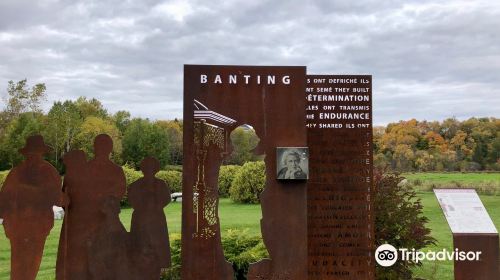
left=374, top=118, right=500, bottom=172
left=227, top=118, right=500, bottom=172
left=1, top=79, right=498, bottom=173
left=0, top=79, right=182, bottom=171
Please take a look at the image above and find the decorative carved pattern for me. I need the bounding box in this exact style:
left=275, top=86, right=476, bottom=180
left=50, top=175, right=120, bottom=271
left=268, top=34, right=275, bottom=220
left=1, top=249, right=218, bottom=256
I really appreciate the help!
left=204, top=192, right=218, bottom=226
left=252, top=269, right=291, bottom=280
left=192, top=120, right=225, bottom=240
left=196, top=227, right=216, bottom=239
left=193, top=122, right=202, bottom=146
left=203, top=124, right=225, bottom=149
left=193, top=121, right=224, bottom=150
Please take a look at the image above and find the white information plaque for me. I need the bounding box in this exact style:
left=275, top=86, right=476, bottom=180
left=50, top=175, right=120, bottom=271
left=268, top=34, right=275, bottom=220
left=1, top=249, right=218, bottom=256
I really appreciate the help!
left=434, top=189, right=498, bottom=234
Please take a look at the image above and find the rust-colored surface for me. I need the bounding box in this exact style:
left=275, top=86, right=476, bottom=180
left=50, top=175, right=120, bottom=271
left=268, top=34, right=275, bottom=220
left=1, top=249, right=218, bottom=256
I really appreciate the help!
left=0, top=133, right=172, bottom=279
left=183, top=65, right=308, bottom=280
left=56, top=149, right=89, bottom=280
left=129, top=157, right=172, bottom=277
left=453, top=234, right=500, bottom=280
left=0, top=135, right=64, bottom=280
left=306, top=75, right=375, bottom=279
left=87, top=195, right=131, bottom=279
left=56, top=134, right=127, bottom=279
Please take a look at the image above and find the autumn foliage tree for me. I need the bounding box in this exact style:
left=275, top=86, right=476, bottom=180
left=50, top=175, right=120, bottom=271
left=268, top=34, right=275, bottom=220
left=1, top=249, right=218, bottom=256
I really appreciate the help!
left=374, top=118, right=500, bottom=171
left=1, top=79, right=498, bottom=173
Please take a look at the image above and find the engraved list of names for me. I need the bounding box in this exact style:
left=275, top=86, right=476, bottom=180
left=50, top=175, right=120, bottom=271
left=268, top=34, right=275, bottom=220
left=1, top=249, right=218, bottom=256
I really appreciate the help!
left=307, top=75, right=374, bottom=280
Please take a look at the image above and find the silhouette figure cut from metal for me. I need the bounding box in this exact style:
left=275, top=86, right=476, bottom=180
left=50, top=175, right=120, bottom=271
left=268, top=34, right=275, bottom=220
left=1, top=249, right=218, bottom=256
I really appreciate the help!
left=87, top=134, right=126, bottom=208
left=56, top=134, right=127, bottom=279
left=87, top=196, right=132, bottom=280
left=129, top=156, right=172, bottom=278
left=56, top=150, right=90, bottom=280
left=0, top=135, right=65, bottom=280
left=52, top=135, right=175, bottom=280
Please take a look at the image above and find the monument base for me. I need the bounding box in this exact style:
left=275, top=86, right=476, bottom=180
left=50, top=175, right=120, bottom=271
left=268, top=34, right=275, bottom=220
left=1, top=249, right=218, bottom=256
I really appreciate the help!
left=453, top=233, right=499, bottom=280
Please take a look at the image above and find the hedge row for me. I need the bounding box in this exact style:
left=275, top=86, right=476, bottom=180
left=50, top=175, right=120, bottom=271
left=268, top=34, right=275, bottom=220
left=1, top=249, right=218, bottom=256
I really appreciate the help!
left=218, top=165, right=242, bottom=197
left=0, top=167, right=182, bottom=207
left=229, top=161, right=265, bottom=204
left=122, top=166, right=182, bottom=206
left=0, top=170, right=8, bottom=191
left=0, top=161, right=262, bottom=205
left=161, top=229, right=268, bottom=280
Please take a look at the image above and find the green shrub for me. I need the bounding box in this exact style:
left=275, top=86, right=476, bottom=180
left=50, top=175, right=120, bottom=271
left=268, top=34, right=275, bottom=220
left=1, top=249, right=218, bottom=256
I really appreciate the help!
left=160, top=230, right=268, bottom=280
left=157, top=170, right=182, bottom=193
left=223, top=229, right=269, bottom=279
left=218, top=165, right=242, bottom=197
left=490, top=162, right=500, bottom=171
left=374, top=171, right=436, bottom=280
left=123, top=164, right=142, bottom=185
left=230, top=161, right=265, bottom=204
left=0, top=170, right=9, bottom=191
left=122, top=165, right=141, bottom=207
left=121, top=166, right=182, bottom=206
left=164, top=165, right=183, bottom=172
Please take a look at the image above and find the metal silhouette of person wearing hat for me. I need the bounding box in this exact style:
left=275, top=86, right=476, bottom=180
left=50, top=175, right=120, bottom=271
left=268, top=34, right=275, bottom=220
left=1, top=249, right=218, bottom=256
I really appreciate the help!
left=0, top=135, right=65, bottom=280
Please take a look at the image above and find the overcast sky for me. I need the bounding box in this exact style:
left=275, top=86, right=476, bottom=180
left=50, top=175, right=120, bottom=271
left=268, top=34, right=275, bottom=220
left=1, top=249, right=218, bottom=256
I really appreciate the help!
left=0, top=0, right=498, bottom=125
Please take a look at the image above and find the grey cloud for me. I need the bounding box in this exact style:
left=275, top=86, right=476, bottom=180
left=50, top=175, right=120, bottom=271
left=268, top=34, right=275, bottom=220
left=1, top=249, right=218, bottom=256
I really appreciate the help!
left=0, top=0, right=499, bottom=124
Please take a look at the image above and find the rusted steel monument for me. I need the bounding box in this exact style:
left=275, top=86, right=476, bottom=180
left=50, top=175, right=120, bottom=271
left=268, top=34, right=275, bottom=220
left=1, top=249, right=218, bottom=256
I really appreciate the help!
left=306, top=75, right=374, bottom=279
left=182, top=65, right=308, bottom=280
left=182, top=67, right=375, bottom=280
left=0, top=67, right=376, bottom=280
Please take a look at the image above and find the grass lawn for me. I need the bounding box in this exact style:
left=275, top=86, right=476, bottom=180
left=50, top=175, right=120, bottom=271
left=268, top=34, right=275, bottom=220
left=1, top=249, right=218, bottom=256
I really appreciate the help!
left=403, top=172, right=500, bottom=195
left=412, top=191, right=500, bottom=279
left=0, top=199, right=262, bottom=280
left=403, top=172, right=500, bottom=184
left=1, top=192, right=499, bottom=279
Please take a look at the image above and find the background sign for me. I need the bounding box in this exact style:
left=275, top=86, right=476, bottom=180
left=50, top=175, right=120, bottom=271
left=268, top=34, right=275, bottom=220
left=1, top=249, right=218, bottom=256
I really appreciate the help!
left=306, top=75, right=374, bottom=279
left=434, top=189, right=498, bottom=234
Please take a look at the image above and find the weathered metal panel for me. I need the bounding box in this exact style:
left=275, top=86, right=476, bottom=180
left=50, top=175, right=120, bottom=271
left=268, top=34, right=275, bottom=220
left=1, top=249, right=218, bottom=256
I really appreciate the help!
left=306, top=75, right=375, bottom=279
left=182, top=65, right=308, bottom=280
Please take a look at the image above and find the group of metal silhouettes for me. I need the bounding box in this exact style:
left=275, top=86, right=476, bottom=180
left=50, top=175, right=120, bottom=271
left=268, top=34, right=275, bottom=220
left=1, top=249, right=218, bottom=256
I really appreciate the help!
left=0, top=134, right=172, bottom=280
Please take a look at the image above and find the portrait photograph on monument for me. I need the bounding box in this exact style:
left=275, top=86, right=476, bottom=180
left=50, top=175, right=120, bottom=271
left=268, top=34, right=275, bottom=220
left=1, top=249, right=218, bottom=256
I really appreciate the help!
left=276, top=147, right=309, bottom=180
left=0, top=1, right=499, bottom=280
